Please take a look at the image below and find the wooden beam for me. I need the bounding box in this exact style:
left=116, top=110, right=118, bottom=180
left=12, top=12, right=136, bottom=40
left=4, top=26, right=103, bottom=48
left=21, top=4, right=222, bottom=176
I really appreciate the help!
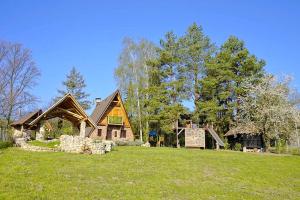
left=57, top=108, right=84, bottom=120
left=177, top=128, right=185, bottom=136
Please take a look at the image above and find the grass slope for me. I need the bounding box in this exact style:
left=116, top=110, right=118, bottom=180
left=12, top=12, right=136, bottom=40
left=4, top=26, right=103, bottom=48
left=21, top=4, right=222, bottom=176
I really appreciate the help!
left=0, top=147, right=299, bottom=200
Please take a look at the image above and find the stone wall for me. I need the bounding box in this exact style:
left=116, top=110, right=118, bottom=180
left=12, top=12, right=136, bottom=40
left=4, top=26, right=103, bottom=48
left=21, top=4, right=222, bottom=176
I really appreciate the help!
left=59, top=135, right=114, bottom=154
left=15, top=136, right=114, bottom=155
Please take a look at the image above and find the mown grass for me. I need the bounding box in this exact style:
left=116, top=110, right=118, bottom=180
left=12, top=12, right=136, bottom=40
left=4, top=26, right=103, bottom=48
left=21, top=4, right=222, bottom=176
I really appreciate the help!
left=0, top=147, right=299, bottom=200
left=27, top=140, right=60, bottom=148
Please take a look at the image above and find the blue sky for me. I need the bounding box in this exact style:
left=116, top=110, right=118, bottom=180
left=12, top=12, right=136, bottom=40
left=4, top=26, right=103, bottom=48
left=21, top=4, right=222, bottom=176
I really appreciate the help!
left=1, top=0, right=299, bottom=113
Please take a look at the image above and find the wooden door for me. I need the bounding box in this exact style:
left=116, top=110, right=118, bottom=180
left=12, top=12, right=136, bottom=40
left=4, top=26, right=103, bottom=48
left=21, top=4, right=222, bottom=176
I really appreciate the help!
left=106, top=129, right=112, bottom=140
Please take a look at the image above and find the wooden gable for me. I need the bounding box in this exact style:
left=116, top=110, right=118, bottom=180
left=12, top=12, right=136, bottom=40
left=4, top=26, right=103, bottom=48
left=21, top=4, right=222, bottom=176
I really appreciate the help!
left=98, top=92, right=131, bottom=128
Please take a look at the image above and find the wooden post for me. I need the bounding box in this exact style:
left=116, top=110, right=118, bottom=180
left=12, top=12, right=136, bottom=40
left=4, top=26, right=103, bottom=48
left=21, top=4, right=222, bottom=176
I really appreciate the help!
left=216, top=142, right=220, bottom=150
left=21, top=125, right=24, bottom=137
left=176, top=119, right=179, bottom=148
left=79, top=120, right=86, bottom=137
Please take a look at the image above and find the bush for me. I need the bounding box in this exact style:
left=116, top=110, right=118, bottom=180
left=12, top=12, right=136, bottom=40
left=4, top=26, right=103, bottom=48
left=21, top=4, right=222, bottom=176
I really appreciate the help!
left=234, top=143, right=242, bottom=151
left=289, top=147, right=300, bottom=156
left=275, top=139, right=287, bottom=154
left=115, top=140, right=143, bottom=146
left=224, top=138, right=230, bottom=150
left=0, top=141, right=13, bottom=149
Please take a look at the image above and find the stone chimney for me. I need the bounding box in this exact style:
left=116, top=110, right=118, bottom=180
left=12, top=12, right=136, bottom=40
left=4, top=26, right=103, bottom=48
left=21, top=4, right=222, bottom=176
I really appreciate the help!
left=95, top=98, right=102, bottom=104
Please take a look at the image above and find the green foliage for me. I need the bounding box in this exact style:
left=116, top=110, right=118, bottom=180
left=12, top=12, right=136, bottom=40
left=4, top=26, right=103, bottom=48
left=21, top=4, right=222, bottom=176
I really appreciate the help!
left=224, top=138, right=230, bottom=150
left=199, top=36, right=265, bottom=134
left=114, top=38, right=157, bottom=139
left=56, top=67, right=91, bottom=110
left=275, top=139, right=287, bottom=154
left=0, top=141, right=13, bottom=149
left=108, top=116, right=123, bottom=125
left=44, top=118, right=77, bottom=139
left=234, top=143, right=242, bottom=151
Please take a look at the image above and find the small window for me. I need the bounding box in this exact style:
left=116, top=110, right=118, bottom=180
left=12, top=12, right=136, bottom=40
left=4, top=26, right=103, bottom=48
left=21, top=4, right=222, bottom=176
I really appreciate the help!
left=98, top=129, right=102, bottom=136
left=121, top=130, right=126, bottom=138
left=114, top=131, right=117, bottom=137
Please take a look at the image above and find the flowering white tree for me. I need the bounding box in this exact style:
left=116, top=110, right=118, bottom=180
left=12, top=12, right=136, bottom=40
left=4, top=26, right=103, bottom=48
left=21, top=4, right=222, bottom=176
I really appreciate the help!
left=238, top=75, right=300, bottom=149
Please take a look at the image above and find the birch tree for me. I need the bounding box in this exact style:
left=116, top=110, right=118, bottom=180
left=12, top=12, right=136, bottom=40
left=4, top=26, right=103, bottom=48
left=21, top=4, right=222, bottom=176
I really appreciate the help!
left=114, top=37, right=157, bottom=141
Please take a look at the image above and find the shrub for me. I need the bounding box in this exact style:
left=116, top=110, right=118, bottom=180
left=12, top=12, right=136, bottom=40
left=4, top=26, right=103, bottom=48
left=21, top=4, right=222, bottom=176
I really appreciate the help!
left=115, top=140, right=143, bottom=146
left=224, top=138, right=230, bottom=150
left=234, top=143, right=242, bottom=151
left=0, top=141, right=13, bottom=149
left=275, top=139, right=287, bottom=154
left=289, top=147, right=300, bottom=156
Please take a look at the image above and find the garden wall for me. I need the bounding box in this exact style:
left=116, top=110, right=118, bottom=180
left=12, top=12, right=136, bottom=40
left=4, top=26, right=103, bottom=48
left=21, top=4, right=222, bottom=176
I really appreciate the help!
left=60, top=135, right=114, bottom=154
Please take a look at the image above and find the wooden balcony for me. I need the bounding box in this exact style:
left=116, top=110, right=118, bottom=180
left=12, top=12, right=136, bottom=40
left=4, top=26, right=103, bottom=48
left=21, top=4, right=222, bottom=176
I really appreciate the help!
left=107, top=116, right=123, bottom=125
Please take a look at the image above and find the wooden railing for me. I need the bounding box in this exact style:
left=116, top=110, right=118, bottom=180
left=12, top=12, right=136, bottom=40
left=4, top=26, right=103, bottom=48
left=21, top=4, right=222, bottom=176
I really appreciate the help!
left=107, top=116, right=123, bottom=125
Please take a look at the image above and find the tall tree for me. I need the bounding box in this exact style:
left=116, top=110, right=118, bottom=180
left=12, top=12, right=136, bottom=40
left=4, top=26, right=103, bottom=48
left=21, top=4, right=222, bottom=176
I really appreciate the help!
left=114, top=38, right=157, bottom=141
left=56, top=67, right=91, bottom=110
left=179, top=23, right=215, bottom=121
left=238, top=75, right=300, bottom=149
left=199, top=36, right=265, bottom=134
left=0, top=41, right=40, bottom=126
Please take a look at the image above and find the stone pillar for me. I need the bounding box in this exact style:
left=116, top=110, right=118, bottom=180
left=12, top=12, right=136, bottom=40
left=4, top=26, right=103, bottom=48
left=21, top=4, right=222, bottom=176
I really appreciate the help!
left=36, top=125, right=45, bottom=141
left=79, top=120, right=86, bottom=138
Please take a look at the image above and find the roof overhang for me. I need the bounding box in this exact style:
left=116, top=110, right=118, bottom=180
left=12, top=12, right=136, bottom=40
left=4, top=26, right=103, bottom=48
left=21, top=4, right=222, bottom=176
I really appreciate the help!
left=29, top=94, right=96, bottom=128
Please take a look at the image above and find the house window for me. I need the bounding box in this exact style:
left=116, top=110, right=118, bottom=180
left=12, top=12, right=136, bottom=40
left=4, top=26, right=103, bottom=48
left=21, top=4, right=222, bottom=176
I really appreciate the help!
left=114, top=130, right=117, bottom=137
left=98, top=129, right=102, bottom=136
left=121, top=130, right=126, bottom=138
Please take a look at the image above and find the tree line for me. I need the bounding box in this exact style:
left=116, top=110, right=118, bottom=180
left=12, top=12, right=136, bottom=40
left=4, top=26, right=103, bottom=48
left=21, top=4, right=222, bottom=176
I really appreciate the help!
left=114, top=23, right=300, bottom=148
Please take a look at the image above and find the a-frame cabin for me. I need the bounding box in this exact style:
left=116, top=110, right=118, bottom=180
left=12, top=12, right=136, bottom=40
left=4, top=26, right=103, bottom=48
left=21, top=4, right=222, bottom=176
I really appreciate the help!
left=86, top=90, right=134, bottom=141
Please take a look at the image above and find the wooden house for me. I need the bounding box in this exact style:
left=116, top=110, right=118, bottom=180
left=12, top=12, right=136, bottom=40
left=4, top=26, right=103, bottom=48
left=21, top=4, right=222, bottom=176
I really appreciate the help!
left=86, top=90, right=134, bottom=141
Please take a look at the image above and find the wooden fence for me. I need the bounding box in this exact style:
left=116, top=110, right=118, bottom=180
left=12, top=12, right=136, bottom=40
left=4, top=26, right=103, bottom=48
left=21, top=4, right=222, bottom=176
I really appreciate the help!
left=0, top=127, right=10, bottom=141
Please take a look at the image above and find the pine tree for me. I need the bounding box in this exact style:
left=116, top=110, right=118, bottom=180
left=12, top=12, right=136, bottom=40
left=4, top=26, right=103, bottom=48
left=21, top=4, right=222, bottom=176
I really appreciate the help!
left=56, top=67, right=91, bottom=110
left=179, top=23, right=215, bottom=122
left=199, top=36, right=265, bottom=134
left=146, top=31, right=187, bottom=134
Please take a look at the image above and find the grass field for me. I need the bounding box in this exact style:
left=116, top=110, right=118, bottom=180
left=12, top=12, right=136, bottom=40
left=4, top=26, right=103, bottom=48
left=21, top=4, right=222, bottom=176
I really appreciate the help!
left=0, top=147, right=299, bottom=200
left=27, top=140, right=60, bottom=148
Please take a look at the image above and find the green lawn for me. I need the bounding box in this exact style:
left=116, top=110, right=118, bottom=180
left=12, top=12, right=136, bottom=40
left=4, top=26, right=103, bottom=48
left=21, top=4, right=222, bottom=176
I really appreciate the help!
left=0, top=147, right=299, bottom=200
left=27, top=140, right=60, bottom=148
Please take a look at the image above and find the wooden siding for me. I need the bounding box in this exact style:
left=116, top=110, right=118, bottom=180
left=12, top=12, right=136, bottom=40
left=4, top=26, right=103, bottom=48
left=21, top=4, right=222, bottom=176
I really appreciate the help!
left=98, top=93, right=131, bottom=128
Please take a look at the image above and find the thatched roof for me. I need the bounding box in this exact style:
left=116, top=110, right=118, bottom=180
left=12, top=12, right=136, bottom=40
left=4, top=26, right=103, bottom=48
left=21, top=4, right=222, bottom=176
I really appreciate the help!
left=225, top=123, right=260, bottom=136
left=11, top=110, right=42, bottom=127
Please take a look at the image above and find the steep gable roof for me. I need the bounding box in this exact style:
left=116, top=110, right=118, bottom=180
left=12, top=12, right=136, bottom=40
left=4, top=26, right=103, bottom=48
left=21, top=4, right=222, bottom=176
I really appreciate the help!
left=86, top=90, right=128, bottom=136
left=90, top=90, right=119, bottom=124
left=29, top=93, right=96, bottom=129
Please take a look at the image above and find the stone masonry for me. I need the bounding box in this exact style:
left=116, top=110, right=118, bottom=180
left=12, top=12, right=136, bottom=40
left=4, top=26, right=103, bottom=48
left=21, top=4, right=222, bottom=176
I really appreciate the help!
left=60, top=135, right=114, bottom=154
